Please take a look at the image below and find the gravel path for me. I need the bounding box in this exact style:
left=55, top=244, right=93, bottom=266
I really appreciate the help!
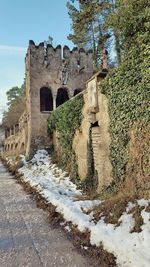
left=0, top=161, right=89, bottom=267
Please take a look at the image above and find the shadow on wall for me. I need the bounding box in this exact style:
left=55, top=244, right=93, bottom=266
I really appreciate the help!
left=74, top=89, right=82, bottom=96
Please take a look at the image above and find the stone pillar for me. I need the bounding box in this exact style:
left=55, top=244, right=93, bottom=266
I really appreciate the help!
left=69, top=90, right=74, bottom=98
left=53, top=95, right=57, bottom=110
left=102, top=49, right=108, bottom=70
left=15, top=124, right=19, bottom=133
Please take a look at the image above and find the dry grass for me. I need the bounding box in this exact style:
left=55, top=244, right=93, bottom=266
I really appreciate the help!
left=129, top=205, right=144, bottom=233
left=145, top=203, right=150, bottom=212
left=88, top=195, right=133, bottom=225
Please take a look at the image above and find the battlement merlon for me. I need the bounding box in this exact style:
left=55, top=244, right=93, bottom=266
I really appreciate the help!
left=25, top=40, right=93, bottom=71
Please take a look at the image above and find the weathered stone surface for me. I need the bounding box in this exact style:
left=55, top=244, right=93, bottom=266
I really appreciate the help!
left=72, top=93, right=90, bottom=181
left=95, top=92, right=112, bottom=191
left=72, top=73, right=112, bottom=192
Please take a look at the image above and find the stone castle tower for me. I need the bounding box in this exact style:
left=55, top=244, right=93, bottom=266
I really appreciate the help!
left=25, top=40, right=93, bottom=154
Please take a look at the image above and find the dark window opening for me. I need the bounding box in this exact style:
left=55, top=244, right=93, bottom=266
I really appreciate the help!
left=15, top=143, right=18, bottom=149
left=91, top=121, right=99, bottom=127
left=56, top=88, right=69, bottom=107
left=74, top=89, right=82, bottom=96
left=40, top=87, right=53, bottom=112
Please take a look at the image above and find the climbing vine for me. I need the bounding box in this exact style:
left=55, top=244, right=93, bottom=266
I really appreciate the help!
left=48, top=93, right=84, bottom=180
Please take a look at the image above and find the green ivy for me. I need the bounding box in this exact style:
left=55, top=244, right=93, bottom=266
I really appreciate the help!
left=101, top=29, right=150, bottom=191
left=48, top=93, right=84, bottom=180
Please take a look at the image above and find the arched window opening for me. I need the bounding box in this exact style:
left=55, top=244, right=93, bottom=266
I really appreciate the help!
left=56, top=88, right=69, bottom=107
left=15, top=143, right=18, bottom=149
left=11, top=144, right=13, bottom=150
left=74, top=89, right=82, bottom=96
left=40, top=87, right=53, bottom=112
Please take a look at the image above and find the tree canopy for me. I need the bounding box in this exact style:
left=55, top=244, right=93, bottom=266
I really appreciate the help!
left=67, top=0, right=146, bottom=68
left=6, top=83, right=25, bottom=108
left=3, top=83, right=25, bottom=128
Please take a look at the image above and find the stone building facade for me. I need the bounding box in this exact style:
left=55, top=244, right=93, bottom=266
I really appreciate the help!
left=0, top=125, right=4, bottom=152
left=3, top=42, right=113, bottom=192
left=4, top=41, right=93, bottom=156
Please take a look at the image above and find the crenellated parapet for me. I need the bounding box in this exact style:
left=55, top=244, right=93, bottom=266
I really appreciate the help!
left=26, top=40, right=93, bottom=73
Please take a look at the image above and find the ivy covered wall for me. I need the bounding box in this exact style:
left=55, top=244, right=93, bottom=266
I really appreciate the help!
left=101, top=1, right=150, bottom=196
left=48, top=93, right=84, bottom=180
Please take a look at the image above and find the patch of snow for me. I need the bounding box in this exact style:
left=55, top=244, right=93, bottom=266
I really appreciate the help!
left=126, top=202, right=136, bottom=213
left=18, top=150, right=150, bottom=267
left=60, top=221, right=65, bottom=226
left=64, top=225, right=71, bottom=232
left=81, top=245, right=88, bottom=250
left=137, top=199, right=150, bottom=207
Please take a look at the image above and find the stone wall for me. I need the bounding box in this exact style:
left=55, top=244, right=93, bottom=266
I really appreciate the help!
left=4, top=111, right=28, bottom=156
left=73, top=71, right=112, bottom=192
left=0, top=126, right=4, bottom=152
left=52, top=71, right=112, bottom=193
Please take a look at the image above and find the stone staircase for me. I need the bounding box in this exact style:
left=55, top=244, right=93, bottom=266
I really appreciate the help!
left=91, top=127, right=101, bottom=171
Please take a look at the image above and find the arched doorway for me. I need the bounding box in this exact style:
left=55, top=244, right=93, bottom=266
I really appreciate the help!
left=74, top=88, right=82, bottom=96
left=40, top=87, right=53, bottom=112
left=56, top=88, right=69, bottom=107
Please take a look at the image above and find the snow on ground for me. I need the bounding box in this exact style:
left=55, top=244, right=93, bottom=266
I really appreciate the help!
left=18, top=150, right=150, bottom=267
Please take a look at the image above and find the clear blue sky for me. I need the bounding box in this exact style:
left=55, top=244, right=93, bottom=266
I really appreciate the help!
left=0, top=0, right=74, bottom=122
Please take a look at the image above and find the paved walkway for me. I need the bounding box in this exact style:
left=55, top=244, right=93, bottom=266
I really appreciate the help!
left=0, top=161, right=89, bottom=267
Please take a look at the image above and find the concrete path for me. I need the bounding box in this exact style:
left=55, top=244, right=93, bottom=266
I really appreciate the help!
left=0, top=162, right=90, bottom=267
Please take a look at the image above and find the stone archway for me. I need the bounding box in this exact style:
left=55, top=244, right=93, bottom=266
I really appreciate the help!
left=40, top=87, right=53, bottom=112
left=56, top=88, right=69, bottom=107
